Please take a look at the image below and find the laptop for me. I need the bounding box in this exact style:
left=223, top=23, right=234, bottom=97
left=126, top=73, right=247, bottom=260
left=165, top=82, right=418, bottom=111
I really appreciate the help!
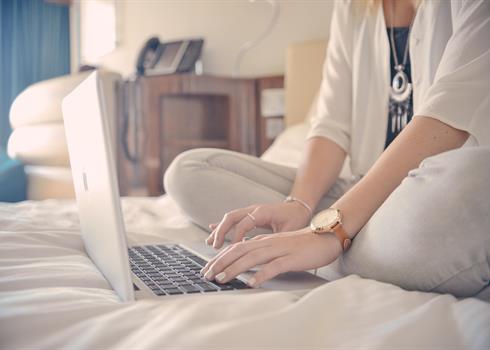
left=62, top=71, right=326, bottom=302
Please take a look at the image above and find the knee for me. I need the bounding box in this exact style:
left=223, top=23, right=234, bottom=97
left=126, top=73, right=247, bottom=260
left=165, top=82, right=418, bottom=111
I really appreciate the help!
left=414, top=147, right=490, bottom=217
left=338, top=147, right=490, bottom=297
left=164, top=148, right=213, bottom=199
left=419, top=146, right=490, bottom=185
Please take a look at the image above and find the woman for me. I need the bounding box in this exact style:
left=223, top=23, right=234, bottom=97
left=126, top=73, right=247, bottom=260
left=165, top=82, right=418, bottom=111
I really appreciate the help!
left=165, top=0, right=490, bottom=298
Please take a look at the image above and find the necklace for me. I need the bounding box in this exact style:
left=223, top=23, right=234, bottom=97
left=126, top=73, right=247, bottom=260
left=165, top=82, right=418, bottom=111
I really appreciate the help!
left=389, top=3, right=416, bottom=133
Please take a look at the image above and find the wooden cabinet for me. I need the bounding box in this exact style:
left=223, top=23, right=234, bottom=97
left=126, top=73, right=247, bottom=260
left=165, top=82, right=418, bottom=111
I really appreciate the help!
left=120, top=74, right=256, bottom=196
left=117, top=74, right=284, bottom=196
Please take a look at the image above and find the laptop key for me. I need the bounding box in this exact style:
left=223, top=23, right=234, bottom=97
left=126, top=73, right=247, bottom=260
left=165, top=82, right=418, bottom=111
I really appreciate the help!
left=164, top=288, right=183, bottom=295
left=208, top=280, right=232, bottom=289
left=230, top=279, right=249, bottom=289
left=171, top=278, right=187, bottom=283
left=182, top=285, right=201, bottom=293
left=186, top=255, right=206, bottom=267
left=197, top=283, right=218, bottom=292
left=218, top=284, right=234, bottom=291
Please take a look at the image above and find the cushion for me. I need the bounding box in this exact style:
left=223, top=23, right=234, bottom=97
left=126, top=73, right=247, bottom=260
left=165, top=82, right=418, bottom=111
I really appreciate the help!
left=7, top=124, right=69, bottom=166
left=25, top=166, right=74, bottom=200
left=9, top=72, right=92, bottom=129
left=9, top=70, right=121, bottom=129
left=261, top=122, right=352, bottom=179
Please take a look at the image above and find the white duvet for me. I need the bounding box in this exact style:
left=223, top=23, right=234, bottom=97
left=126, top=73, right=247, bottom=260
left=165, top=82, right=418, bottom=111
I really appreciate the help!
left=1, top=196, right=490, bottom=349
left=1, top=124, right=490, bottom=349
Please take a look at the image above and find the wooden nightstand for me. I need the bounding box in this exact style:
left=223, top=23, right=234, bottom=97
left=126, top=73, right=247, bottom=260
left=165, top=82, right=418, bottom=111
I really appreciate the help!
left=117, top=74, right=284, bottom=196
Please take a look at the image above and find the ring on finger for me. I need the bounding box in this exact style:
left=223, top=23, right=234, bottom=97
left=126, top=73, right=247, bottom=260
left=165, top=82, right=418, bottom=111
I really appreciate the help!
left=246, top=213, right=257, bottom=229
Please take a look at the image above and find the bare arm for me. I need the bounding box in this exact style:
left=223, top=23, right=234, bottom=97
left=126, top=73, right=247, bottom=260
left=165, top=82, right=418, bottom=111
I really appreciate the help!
left=207, top=136, right=346, bottom=248
left=289, top=136, right=346, bottom=211
left=335, top=116, right=469, bottom=237
left=202, top=117, right=470, bottom=287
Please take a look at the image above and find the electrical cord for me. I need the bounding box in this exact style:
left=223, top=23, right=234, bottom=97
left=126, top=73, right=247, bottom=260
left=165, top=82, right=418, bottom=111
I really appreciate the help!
left=232, top=0, right=280, bottom=77
left=121, top=74, right=145, bottom=164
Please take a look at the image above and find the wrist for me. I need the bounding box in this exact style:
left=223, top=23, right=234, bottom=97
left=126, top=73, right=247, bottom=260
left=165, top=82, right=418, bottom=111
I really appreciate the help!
left=313, top=228, right=344, bottom=256
left=330, top=202, right=359, bottom=240
left=284, top=201, right=312, bottom=220
left=284, top=196, right=313, bottom=218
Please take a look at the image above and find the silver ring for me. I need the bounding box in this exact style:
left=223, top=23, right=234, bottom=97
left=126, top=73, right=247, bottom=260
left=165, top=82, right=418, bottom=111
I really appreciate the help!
left=246, top=213, right=257, bottom=229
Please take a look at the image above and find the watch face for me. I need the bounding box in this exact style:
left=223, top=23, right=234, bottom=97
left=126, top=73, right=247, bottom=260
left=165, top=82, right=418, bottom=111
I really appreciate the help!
left=311, top=208, right=340, bottom=231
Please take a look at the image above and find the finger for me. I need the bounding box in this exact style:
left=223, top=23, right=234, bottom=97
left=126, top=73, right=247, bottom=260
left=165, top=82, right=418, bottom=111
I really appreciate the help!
left=200, top=243, right=235, bottom=276
left=212, top=208, right=251, bottom=249
left=204, top=239, right=270, bottom=280
left=205, top=229, right=216, bottom=246
left=248, top=256, right=291, bottom=287
left=229, top=206, right=272, bottom=245
left=206, top=224, right=220, bottom=245
left=230, top=216, right=258, bottom=245
left=250, top=234, right=270, bottom=241
left=213, top=247, right=280, bottom=284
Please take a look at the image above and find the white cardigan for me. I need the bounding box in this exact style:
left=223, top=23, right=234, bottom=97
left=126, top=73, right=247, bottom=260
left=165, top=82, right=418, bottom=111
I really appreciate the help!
left=308, top=0, right=490, bottom=177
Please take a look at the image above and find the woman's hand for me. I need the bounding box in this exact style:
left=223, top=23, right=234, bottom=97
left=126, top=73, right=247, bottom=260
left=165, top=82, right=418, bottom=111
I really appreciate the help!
left=206, top=202, right=312, bottom=249
left=201, top=228, right=343, bottom=287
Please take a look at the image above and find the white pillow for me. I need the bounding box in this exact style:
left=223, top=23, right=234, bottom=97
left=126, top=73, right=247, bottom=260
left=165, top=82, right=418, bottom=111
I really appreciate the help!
left=261, top=122, right=352, bottom=179
left=9, top=72, right=92, bottom=129
left=7, top=124, right=69, bottom=166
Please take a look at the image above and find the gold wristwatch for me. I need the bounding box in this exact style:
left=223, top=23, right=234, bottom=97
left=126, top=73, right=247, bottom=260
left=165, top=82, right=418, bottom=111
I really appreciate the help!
left=310, top=208, right=352, bottom=251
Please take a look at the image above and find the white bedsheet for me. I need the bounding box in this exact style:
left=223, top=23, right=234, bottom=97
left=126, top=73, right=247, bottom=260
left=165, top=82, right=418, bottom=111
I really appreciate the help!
left=1, top=196, right=490, bottom=349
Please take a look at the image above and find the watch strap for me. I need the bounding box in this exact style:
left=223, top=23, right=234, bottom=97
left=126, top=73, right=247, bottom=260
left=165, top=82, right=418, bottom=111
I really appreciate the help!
left=331, top=222, right=352, bottom=251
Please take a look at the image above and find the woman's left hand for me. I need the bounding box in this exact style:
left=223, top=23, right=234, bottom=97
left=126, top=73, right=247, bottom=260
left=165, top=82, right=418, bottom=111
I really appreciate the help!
left=200, top=228, right=343, bottom=287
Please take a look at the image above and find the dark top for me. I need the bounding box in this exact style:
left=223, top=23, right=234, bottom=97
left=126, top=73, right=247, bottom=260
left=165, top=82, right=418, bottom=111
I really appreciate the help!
left=385, top=27, right=413, bottom=149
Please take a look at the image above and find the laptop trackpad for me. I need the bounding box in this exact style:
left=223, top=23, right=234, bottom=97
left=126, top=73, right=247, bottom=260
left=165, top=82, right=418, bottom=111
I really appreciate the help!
left=184, top=241, right=328, bottom=292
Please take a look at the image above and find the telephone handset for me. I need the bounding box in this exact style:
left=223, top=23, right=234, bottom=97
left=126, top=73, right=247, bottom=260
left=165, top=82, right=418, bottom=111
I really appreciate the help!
left=136, top=37, right=204, bottom=76
left=123, top=37, right=204, bottom=164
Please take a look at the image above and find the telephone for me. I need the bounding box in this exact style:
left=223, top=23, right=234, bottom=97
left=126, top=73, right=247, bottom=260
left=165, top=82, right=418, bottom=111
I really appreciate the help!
left=135, top=37, right=204, bottom=76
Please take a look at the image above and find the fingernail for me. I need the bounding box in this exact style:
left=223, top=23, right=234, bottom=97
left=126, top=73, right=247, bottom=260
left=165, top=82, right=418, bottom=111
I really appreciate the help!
left=200, top=267, right=206, bottom=275
left=215, top=272, right=226, bottom=283
left=248, top=277, right=257, bottom=287
left=204, top=269, right=214, bottom=280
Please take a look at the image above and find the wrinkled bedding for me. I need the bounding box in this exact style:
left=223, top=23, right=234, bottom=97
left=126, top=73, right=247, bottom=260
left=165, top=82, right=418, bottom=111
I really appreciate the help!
left=1, top=197, right=490, bottom=349
left=2, top=123, right=490, bottom=349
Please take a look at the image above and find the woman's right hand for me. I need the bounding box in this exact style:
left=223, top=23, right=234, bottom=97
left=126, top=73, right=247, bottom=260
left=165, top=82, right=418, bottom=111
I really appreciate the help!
left=206, top=201, right=312, bottom=249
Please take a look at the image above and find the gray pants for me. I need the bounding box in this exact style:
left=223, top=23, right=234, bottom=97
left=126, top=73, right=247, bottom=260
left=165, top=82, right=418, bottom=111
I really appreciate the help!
left=164, top=147, right=490, bottom=299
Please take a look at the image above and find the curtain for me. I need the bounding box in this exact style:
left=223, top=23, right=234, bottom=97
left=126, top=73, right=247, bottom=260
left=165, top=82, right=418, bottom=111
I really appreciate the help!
left=0, top=0, right=70, bottom=150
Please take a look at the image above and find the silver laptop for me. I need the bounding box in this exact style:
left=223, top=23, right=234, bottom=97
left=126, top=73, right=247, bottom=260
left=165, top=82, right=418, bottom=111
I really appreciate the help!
left=62, top=71, right=326, bottom=302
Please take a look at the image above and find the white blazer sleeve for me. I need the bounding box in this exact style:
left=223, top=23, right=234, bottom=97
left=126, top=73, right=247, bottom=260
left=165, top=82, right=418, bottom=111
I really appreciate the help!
left=415, top=0, right=490, bottom=146
left=307, top=0, right=353, bottom=152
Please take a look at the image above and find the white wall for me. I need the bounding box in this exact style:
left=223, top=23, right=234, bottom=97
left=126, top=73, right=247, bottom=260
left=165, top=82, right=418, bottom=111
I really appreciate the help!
left=74, top=0, right=334, bottom=78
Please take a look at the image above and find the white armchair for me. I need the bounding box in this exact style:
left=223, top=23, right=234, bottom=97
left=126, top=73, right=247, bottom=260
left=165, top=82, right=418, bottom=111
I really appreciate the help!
left=7, top=70, right=121, bottom=200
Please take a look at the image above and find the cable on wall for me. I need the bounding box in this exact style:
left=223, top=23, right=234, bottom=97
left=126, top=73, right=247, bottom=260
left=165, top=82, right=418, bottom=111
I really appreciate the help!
left=232, top=0, right=280, bottom=77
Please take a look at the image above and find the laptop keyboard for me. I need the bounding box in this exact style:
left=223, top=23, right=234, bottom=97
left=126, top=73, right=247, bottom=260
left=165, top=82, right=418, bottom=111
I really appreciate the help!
left=128, top=244, right=249, bottom=296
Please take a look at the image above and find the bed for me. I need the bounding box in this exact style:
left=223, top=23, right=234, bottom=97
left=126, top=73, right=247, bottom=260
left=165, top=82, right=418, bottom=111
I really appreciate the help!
left=1, top=123, right=490, bottom=349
